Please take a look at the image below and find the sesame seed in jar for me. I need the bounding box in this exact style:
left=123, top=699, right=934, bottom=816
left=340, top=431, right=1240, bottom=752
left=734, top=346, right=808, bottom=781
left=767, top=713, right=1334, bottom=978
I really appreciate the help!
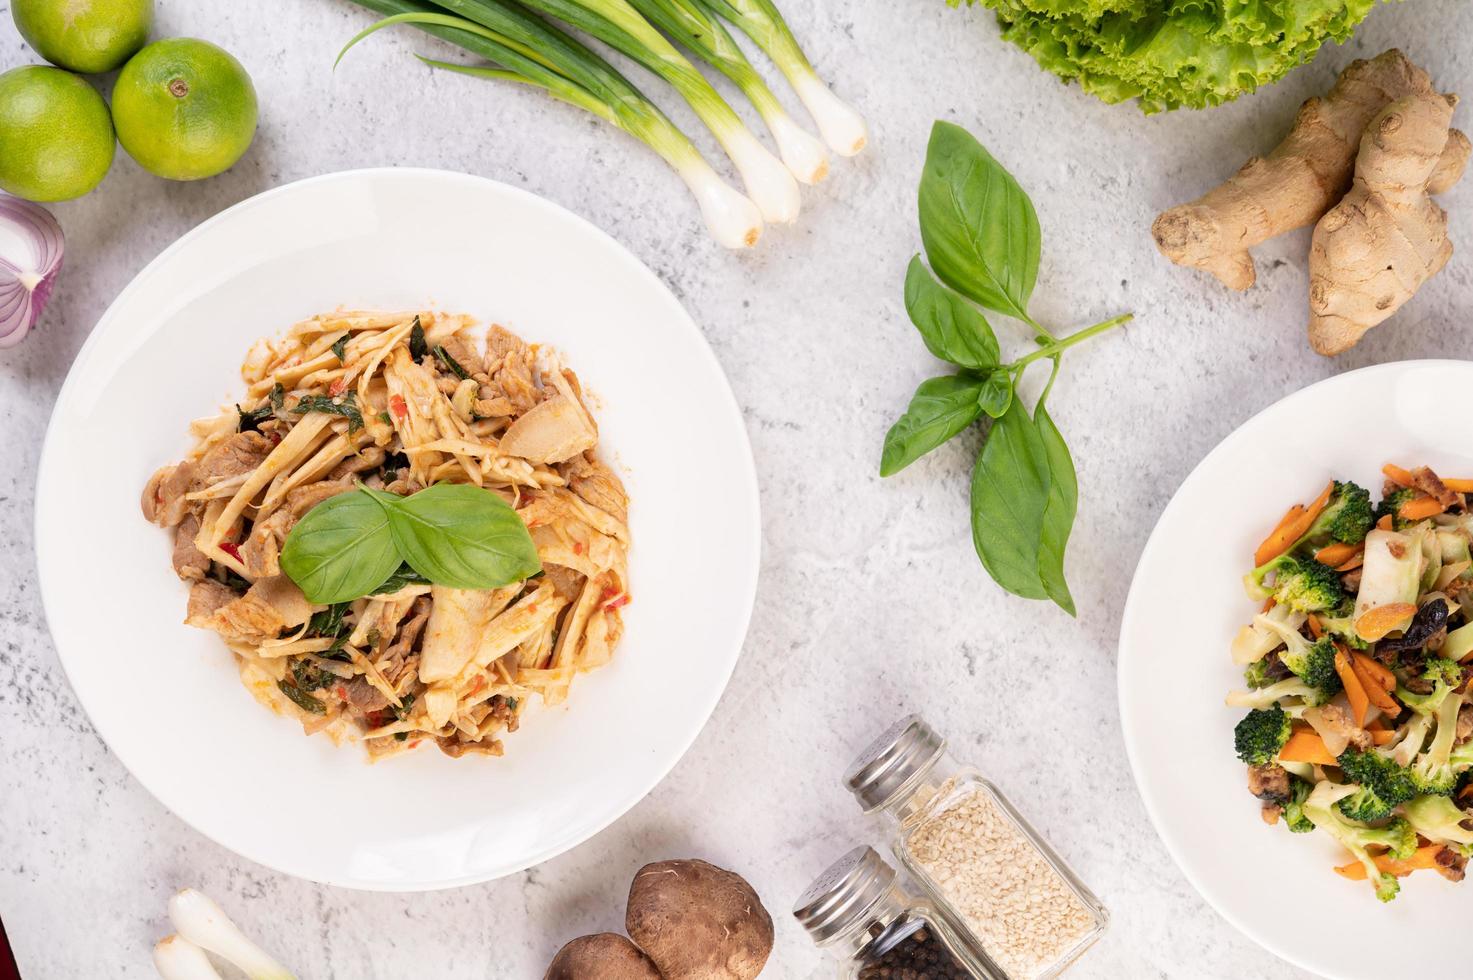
left=906, top=786, right=1097, bottom=979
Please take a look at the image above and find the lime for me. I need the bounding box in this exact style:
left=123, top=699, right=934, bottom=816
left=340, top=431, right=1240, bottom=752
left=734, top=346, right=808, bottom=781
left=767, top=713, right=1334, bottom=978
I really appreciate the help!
left=112, top=38, right=257, bottom=181
left=0, top=65, right=114, bottom=201
left=12, top=0, right=153, bottom=75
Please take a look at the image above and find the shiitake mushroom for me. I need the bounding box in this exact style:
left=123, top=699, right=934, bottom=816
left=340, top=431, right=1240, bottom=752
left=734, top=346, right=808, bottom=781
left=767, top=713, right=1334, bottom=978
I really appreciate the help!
left=625, top=859, right=773, bottom=980
left=543, top=933, right=661, bottom=980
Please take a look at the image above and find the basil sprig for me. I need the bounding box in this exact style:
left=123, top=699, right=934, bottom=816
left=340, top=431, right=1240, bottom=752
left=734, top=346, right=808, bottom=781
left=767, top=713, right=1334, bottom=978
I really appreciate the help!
left=280, top=484, right=540, bottom=605
left=881, top=121, right=1133, bottom=615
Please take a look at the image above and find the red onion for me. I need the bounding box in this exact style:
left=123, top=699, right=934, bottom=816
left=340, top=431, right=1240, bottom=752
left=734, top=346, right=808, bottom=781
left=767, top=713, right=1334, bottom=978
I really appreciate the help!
left=0, top=195, right=64, bottom=348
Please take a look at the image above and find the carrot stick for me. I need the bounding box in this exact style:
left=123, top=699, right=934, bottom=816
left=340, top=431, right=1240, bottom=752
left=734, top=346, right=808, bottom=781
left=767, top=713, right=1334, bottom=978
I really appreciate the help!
left=1399, top=496, right=1448, bottom=521
left=1254, top=483, right=1334, bottom=566
left=1315, top=542, right=1362, bottom=567
left=1255, top=504, right=1307, bottom=566
left=1351, top=652, right=1396, bottom=692
left=1335, top=646, right=1371, bottom=726
left=1377, top=514, right=1394, bottom=531
left=1370, top=728, right=1397, bottom=745
left=1279, top=729, right=1339, bottom=766
left=1335, top=844, right=1442, bottom=880
left=1443, top=478, right=1473, bottom=493
left=1383, top=464, right=1416, bottom=487
left=1334, top=553, right=1365, bottom=572
left=1352, top=659, right=1401, bottom=717
left=1355, top=603, right=1418, bottom=642
left=1307, top=615, right=1324, bottom=639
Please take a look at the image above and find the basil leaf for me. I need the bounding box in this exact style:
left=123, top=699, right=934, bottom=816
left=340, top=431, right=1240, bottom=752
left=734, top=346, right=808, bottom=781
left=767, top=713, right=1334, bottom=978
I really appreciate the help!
left=292, top=390, right=363, bottom=433
left=919, top=121, right=1041, bottom=324
left=237, top=384, right=285, bottom=434
left=976, top=371, right=1014, bottom=419
left=970, top=398, right=1051, bottom=600
left=280, top=491, right=403, bottom=604
left=1035, top=400, right=1078, bottom=616
left=880, top=374, right=987, bottom=477
left=370, top=562, right=429, bottom=595
left=903, top=256, right=999, bottom=370
left=277, top=679, right=326, bottom=714
left=408, top=315, right=427, bottom=362
left=381, top=483, right=541, bottom=590
left=434, top=345, right=471, bottom=380
left=331, top=335, right=348, bottom=363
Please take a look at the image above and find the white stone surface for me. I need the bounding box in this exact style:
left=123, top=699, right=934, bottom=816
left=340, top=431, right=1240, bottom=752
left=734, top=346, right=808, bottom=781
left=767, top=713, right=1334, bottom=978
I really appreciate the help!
left=2, top=1, right=1470, bottom=977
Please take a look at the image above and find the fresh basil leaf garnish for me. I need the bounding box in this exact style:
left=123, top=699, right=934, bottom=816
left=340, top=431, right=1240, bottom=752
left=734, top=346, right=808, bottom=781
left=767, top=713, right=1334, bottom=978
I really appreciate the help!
left=903, top=256, right=999, bottom=370
left=1034, top=396, right=1078, bottom=616
left=408, top=315, right=427, bottom=362
left=291, top=390, right=364, bottom=432
left=970, top=397, right=1052, bottom=601
left=380, top=483, right=542, bottom=590
left=280, top=490, right=403, bottom=604
left=434, top=345, right=471, bottom=380
left=331, top=335, right=348, bottom=363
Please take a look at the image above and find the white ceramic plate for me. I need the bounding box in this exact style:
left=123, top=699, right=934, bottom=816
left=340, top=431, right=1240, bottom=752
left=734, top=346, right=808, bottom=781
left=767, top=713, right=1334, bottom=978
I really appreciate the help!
left=35, top=169, right=761, bottom=891
left=1120, top=360, right=1473, bottom=979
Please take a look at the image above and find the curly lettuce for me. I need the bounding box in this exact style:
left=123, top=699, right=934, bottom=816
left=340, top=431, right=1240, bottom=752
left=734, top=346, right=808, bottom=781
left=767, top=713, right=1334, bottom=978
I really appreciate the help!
left=948, top=0, right=1381, bottom=112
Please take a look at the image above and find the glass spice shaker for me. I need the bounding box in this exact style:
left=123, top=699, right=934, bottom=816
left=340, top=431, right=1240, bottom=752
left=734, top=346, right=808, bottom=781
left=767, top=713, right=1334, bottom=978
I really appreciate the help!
left=844, top=716, right=1108, bottom=980
left=794, top=845, right=1005, bottom=980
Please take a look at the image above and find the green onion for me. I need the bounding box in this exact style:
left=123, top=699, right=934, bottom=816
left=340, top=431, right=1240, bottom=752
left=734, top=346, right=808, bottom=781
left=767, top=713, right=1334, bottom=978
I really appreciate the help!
left=695, top=0, right=867, bottom=156
left=431, top=0, right=802, bottom=223
left=625, top=0, right=828, bottom=184
left=340, top=0, right=763, bottom=247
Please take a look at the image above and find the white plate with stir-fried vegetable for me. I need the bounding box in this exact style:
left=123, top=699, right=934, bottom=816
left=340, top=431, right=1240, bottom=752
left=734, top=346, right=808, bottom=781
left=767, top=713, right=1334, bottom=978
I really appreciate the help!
left=34, top=169, right=760, bottom=889
left=1120, top=360, right=1473, bottom=980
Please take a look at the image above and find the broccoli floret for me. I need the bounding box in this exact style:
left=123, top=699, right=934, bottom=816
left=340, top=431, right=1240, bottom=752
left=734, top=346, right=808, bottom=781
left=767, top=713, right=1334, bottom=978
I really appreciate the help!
left=1280, top=636, right=1343, bottom=696
left=1304, top=481, right=1375, bottom=548
left=1409, top=674, right=1466, bottom=795
left=1378, top=487, right=1420, bottom=530
left=1283, top=776, right=1315, bottom=833
left=1397, top=659, right=1463, bottom=716
left=1402, top=795, right=1473, bottom=853
left=1304, top=782, right=1415, bottom=902
left=1243, top=658, right=1277, bottom=689
left=1336, top=750, right=1419, bottom=822
left=1226, top=677, right=1332, bottom=709
left=1244, top=554, right=1348, bottom=613
left=1235, top=706, right=1292, bottom=766
left=1317, top=612, right=1370, bottom=650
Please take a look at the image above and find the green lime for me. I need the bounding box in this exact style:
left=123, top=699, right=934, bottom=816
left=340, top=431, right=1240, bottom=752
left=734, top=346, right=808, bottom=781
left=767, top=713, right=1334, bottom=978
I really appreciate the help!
left=12, top=0, right=153, bottom=75
left=112, top=38, right=257, bottom=181
left=0, top=65, right=114, bottom=201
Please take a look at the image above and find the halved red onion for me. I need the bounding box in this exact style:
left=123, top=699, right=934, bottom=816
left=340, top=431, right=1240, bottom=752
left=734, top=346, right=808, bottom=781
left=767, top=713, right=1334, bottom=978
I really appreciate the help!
left=0, top=195, right=64, bottom=349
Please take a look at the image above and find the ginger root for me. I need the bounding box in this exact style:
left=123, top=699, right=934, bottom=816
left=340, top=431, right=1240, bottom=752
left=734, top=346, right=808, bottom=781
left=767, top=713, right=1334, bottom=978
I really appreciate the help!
left=1152, top=49, right=1470, bottom=290
left=1308, top=93, right=1462, bottom=355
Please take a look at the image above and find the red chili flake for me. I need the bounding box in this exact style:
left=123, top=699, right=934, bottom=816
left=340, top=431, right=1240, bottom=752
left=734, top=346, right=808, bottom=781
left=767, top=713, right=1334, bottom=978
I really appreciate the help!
left=268, top=431, right=282, bottom=446
left=603, top=593, right=631, bottom=612
left=219, top=542, right=242, bottom=562
left=469, top=675, right=486, bottom=694
left=409, top=739, right=422, bottom=749
left=364, top=708, right=389, bottom=728
left=328, top=377, right=349, bottom=397
left=390, top=394, right=408, bottom=419
left=573, top=541, right=585, bottom=556
left=335, top=685, right=348, bottom=700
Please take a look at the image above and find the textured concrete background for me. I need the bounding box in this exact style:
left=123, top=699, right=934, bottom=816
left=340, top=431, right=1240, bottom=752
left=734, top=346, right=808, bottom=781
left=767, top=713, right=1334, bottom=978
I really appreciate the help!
left=1, top=1, right=1470, bottom=977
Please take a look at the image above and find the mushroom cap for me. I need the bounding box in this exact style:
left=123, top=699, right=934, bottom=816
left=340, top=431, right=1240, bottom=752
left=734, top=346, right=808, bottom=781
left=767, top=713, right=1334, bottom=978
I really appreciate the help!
left=625, top=859, right=774, bottom=980
left=544, top=933, right=661, bottom=980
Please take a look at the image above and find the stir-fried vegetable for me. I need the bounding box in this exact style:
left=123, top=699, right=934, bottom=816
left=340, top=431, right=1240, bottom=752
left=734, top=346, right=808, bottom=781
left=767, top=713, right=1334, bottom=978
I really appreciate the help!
left=1227, top=464, right=1473, bottom=902
left=340, top=0, right=764, bottom=248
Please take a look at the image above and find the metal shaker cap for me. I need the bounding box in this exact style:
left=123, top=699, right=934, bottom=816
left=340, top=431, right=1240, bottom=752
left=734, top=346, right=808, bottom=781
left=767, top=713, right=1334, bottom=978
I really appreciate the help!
left=843, top=715, right=945, bottom=813
left=793, top=845, right=898, bottom=945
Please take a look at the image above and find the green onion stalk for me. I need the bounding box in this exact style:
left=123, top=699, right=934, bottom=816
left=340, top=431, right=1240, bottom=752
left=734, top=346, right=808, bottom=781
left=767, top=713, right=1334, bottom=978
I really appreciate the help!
left=340, top=0, right=764, bottom=247
left=695, top=0, right=867, bottom=156
left=625, top=0, right=828, bottom=184
left=434, top=0, right=802, bottom=223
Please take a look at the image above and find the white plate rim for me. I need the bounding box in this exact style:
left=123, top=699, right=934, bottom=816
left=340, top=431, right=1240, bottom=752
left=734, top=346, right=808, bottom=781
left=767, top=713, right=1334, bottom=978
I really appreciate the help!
left=33, top=167, right=763, bottom=890
left=1117, top=358, right=1471, bottom=977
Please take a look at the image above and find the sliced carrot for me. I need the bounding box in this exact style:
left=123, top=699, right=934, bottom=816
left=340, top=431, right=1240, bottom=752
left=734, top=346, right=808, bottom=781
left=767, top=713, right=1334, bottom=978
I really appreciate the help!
left=1261, top=598, right=1277, bottom=614
left=1352, top=659, right=1402, bottom=717
left=1307, top=615, right=1324, bottom=639
left=1351, top=652, right=1396, bottom=692
left=1376, top=514, right=1394, bottom=531
left=1444, top=478, right=1473, bottom=493
left=1279, top=729, right=1339, bottom=766
left=1315, top=542, right=1362, bottom=567
left=1334, top=553, right=1365, bottom=572
left=1335, top=646, right=1371, bottom=727
left=1255, top=504, right=1307, bottom=566
left=1254, top=483, right=1335, bottom=566
left=1383, top=464, right=1416, bottom=487
left=1399, top=495, right=1448, bottom=521
left=1335, top=844, right=1443, bottom=880
left=1370, top=727, right=1397, bottom=745
left=1355, top=603, right=1418, bottom=642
